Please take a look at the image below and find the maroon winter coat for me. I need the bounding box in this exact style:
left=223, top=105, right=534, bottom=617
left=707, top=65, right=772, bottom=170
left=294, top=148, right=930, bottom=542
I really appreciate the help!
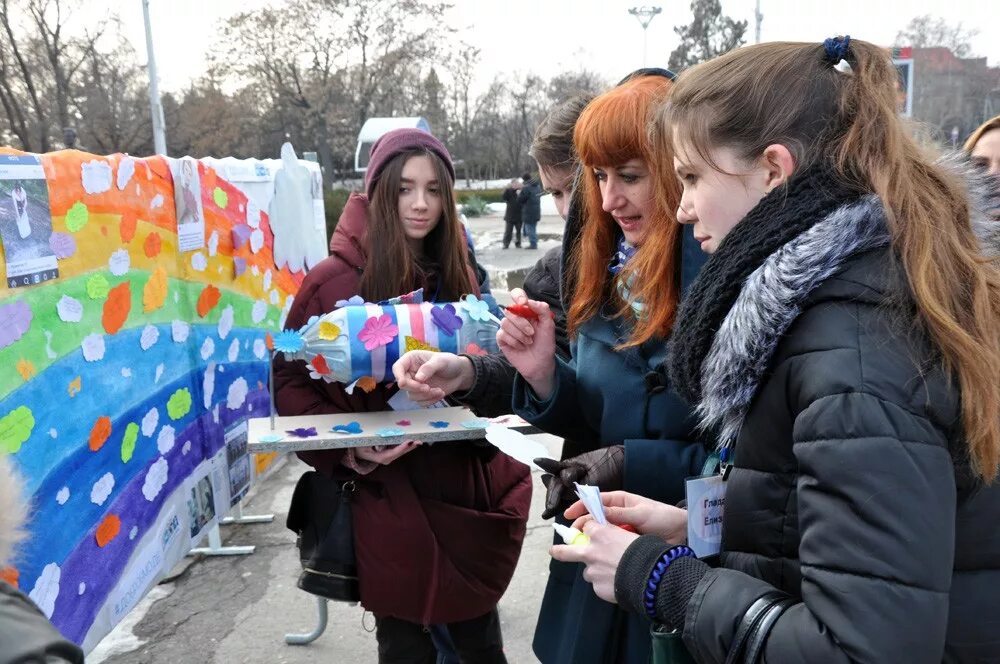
left=274, top=194, right=531, bottom=625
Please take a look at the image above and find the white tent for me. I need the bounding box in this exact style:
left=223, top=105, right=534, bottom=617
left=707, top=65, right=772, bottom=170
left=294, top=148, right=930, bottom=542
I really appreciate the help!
left=355, top=117, right=431, bottom=172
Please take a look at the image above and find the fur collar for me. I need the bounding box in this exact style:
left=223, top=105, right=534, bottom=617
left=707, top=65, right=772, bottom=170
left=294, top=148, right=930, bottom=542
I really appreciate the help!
left=697, top=158, right=1000, bottom=451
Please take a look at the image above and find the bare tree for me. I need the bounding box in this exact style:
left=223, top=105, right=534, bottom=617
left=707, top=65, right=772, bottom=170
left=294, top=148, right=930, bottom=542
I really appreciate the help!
left=895, top=15, right=978, bottom=58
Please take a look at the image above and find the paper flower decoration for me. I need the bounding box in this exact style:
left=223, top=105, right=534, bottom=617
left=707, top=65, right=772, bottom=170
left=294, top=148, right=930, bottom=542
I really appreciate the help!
left=405, top=336, right=440, bottom=353
left=429, top=421, right=450, bottom=429
left=0, top=301, right=32, bottom=350
left=309, top=355, right=332, bottom=377
left=395, top=419, right=412, bottom=427
left=430, top=304, right=463, bottom=337
left=259, top=433, right=283, bottom=443
left=358, top=314, right=398, bottom=351
left=331, top=422, right=363, bottom=435
left=462, top=295, right=492, bottom=323
left=335, top=295, right=366, bottom=308
left=318, top=322, right=342, bottom=340
left=465, top=343, right=489, bottom=357
left=287, top=427, right=318, bottom=438
left=356, top=376, right=377, bottom=393
left=273, top=330, right=305, bottom=354
left=461, top=419, right=491, bottom=429
left=377, top=427, right=405, bottom=438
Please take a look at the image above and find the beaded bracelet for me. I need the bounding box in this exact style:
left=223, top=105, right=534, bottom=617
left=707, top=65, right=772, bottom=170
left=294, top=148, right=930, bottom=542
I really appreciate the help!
left=643, top=545, right=696, bottom=619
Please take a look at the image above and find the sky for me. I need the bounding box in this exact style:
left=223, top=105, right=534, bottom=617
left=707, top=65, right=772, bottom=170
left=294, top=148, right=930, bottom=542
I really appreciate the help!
left=116, top=0, right=1000, bottom=94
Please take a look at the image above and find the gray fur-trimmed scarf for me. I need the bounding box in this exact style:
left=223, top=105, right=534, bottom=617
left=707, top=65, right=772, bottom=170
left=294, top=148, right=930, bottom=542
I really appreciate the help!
left=668, top=156, right=1000, bottom=451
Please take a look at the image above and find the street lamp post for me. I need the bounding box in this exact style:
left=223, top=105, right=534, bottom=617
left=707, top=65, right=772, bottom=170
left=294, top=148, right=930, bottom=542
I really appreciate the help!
left=142, top=0, right=168, bottom=155
left=628, top=6, right=663, bottom=67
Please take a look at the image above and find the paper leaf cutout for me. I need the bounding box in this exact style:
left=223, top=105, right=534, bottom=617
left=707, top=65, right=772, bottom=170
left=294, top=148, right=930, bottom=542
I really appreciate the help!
left=461, top=419, right=491, bottom=429
left=121, top=422, right=139, bottom=462
left=57, top=295, right=83, bottom=323
left=90, top=415, right=111, bottom=452
left=102, top=282, right=132, bottom=334
left=318, top=322, right=341, bottom=340
left=465, top=342, right=489, bottom=357
left=377, top=428, right=404, bottom=438
left=0, top=301, right=32, bottom=349
left=462, top=294, right=492, bottom=322
left=82, top=160, right=112, bottom=193
left=265, top=333, right=274, bottom=351
left=67, top=376, right=81, bottom=397
left=90, top=473, right=114, bottom=505
left=49, top=232, right=76, bottom=258
left=119, top=211, right=137, bottom=243
left=95, top=514, right=121, bottom=548
left=405, top=336, right=440, bottom=353
left=429, top=421, right=450, bottom=429
left=358, top=314, right=398, bottom=351
left=234, top=257, right=247, bottom=278
left=87, top=274, right=110, bottom=300
left=310, top=355, right=331, bottom=376
left=232, top=225, right=252, bottom=250
left=196, top=285, right=221, bottom=317
left=108, top=249, right=130, bottom=276
left=16, top=359, right=35, bottom=381
left=259, top=433, right=282, bottom=444
left=250, top=229, right=264, bottom=254
left=0, top=406, right=35, bottom=454
left=213, top=187, right=228, bottom=208
left=140, top=324, right=159, bottom=350
left=144, top=232, right=162, bottom=258
left=272, top=330, right=304, bottom=354
left=356, top=376, right=377, bottom=393
left=395, top=419, right=411, bottom=426
left=0, top=567, right=19, bottom=588
left=143, top=267, right=168, bottom=313
left=217, top=305, right=234, bottom=339
left=190, top=252, right=207, bottom=272
left=331, top=422, right=363, bottom=435
left=286, top=427, right=317, bottom=438
left=166, top=388, right=192, bottom=420
left=430, top=304, right=463, bottom=337
left=65, top=201, right=89, bottom=232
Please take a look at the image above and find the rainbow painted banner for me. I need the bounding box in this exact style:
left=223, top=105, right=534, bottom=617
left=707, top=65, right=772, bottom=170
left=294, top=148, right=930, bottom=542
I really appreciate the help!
left=0, top=148, right=308, bottom=651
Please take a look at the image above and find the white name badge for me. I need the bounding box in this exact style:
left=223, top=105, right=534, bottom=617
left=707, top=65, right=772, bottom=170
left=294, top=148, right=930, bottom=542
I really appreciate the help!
left=686, top=474, right=727, bottom=558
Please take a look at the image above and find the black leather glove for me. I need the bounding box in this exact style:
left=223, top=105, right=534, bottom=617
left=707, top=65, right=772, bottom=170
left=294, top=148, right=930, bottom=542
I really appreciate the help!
left=534, top=445, right=625, bottom=520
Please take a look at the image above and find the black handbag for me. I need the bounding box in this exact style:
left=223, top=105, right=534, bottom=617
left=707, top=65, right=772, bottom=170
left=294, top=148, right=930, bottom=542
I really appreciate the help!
left=649, top=625, right=697, bottom=664
left=285, top=471, right=360, bottom=603
left=723, top=591, right=795, bottom=664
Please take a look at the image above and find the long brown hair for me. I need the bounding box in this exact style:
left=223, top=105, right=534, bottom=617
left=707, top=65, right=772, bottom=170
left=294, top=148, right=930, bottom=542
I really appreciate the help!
left=660, top=39, right=1000, bottom=480
left=568, top=75, right=681, bottom=347
left=529, top=94, right=594, bottom=171
left=359, top=148, right=475, bottom=302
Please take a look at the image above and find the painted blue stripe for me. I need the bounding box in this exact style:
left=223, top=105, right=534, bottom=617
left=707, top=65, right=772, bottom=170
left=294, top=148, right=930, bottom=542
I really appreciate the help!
left=439, top=310, right=459, bottom=354
left=345, top=306, right=371, bottom=382
left=382, top=306, right=401, bottom=372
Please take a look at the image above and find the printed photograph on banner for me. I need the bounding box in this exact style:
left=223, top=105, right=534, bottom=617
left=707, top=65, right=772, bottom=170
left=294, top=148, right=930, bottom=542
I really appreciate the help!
left=173, top=156, right=205, bottom=251
left=225, top=420, right=251, bottom=507
left=187, top=473, right=216, bottom=539
left=0, top=155, right=59, bottom=288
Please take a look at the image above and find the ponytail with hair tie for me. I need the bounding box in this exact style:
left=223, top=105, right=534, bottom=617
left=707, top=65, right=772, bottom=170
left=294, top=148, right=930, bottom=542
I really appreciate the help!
left=823, top=35, right=854, bottom=75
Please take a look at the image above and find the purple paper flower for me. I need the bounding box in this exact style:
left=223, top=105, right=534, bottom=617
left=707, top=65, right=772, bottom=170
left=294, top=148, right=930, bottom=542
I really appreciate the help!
left=430, top=304, right=463, bottom=337
left=0, top=301, right=32, bottom=350
left=429, top=420, right=450, bottom=429
left=358, top=314, right=398, bottom=351
left=231, top=225, right=253, bottom=249
left=49, top=232, right=76, bottom=259
left=332, top=422, right=363, bottom=435
left=335, top=295, right=366, bottom=308
left=286, top=427, right=318, bottom=438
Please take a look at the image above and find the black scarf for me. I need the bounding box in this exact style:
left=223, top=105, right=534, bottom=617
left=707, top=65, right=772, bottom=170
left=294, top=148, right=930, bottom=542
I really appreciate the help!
left=668, top=163, right=864, bottom=404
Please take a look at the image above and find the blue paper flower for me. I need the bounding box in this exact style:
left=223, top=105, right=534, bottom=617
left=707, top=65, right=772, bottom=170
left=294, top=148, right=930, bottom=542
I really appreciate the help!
left=335, top=295, right=366, bottom=308
left=429, top=420, right=450, bottom=429
left=272, top=330, right=305, bottom=354
left=461, top=419, right=490, bottom=429
left=430, top=303, right=463, bottom=337
left=286, top=427, right=318, bottom=438
left=331, top=421, right=363, bottom=435
left=462, top=294, right=492, bottom=323
left=376, top=427, right=405, bottom=438
left=259, top=433, right=283, bottom=443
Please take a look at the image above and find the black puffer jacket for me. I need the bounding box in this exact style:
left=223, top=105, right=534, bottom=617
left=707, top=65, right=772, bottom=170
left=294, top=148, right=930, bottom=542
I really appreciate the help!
left=617, top=184, right=1000, bottom=662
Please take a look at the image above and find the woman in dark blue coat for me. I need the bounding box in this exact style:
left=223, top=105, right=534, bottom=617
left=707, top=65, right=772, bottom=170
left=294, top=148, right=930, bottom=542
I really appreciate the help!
left=497, top=74, right=707, bottom=664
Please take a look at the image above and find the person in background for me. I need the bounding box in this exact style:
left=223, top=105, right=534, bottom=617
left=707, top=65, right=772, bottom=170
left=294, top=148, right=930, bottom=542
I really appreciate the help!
left=274, top=128, right=530, bottom=664
left=558, top=38, right=1000, bottom=663
left=501, top=177, right=523, bottom=249
left=966, top=114, right=1000, bottom=177
left=0, top=456, right=85, bottom=664
left=518, top=171, right=542, bottom=249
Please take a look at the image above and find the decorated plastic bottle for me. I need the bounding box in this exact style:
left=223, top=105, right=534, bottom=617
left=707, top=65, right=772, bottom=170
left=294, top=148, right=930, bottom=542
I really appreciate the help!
left=274, top=296, right=500, bottom=385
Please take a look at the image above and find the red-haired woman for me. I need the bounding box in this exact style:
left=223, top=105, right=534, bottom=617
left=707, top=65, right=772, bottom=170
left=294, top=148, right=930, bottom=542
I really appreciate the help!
left=498, top=75, right=708, bottom=663
left=274, top=129, right=530, bottom=664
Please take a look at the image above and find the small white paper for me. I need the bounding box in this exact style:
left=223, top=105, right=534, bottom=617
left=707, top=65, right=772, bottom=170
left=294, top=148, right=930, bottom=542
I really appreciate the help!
left=57, top=295, right=83, bottom=323
left=685, top=475, right=726, bottom=558
left=573, top=483, right=608, bottom=525
left=173, top=157, right=205, bottom=251
left=484, top=425, right=554, bottom=469
left=117, top=157, right=135, bottom=190
left=250, top=229, right=264, bottom=254
left=140, top=324, right=159, bottom=350
left=207, top=230, right=219, bottom=257
left=191, top=252, right=207, bottom=272
left=81, top=160, right=112, bottom=194
left=108, top=249, right=130, bottom=276
left=81, top=333, right=105, bottom=362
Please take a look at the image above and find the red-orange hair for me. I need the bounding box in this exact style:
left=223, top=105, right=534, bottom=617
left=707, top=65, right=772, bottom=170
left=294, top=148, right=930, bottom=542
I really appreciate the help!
left=567, top=75, right=681, bottom=347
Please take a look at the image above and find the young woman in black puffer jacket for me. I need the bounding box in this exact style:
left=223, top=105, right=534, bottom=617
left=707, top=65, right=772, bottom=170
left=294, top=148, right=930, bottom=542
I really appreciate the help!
left=553, top=37, right=1000, bottom=663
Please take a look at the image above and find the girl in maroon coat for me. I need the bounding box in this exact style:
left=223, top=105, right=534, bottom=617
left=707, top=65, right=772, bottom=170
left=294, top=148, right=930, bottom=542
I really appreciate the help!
left=274, top=129, right=531, bottom=664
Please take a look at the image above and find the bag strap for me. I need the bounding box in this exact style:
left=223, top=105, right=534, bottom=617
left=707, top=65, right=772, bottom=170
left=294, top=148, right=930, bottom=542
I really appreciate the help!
left=723, top=591, right=787, bottom=664
left=743, top=598, right=795, bottom=664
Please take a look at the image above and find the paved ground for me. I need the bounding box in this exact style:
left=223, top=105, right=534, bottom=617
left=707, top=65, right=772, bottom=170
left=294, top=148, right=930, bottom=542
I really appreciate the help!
left=465, top=213, right=566, bottom=294
left=89, top=435, right=563, bottom=664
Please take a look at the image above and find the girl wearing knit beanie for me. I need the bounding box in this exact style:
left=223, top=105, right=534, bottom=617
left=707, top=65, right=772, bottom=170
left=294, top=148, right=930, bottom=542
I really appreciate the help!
left=274, top=128, right=530, bottom=664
